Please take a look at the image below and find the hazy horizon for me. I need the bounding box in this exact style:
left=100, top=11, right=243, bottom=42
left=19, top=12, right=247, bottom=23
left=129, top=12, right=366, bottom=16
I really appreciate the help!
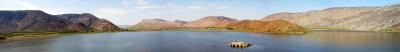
left=0, top=0, right=399, bottom=25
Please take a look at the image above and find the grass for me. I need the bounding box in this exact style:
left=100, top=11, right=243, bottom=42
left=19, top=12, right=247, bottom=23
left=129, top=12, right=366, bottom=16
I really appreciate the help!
left=0, top=29, right=134, bottom=41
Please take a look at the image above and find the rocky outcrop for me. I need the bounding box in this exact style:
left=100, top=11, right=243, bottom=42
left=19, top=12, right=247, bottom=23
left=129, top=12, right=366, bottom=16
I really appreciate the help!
left=131, top=19, right=182, bottom=29
left=57, top=13, right=120, bottom=31
left=226, top=20, right=307, bottom=33
left=0, top=10, right=119, bottom=33
left=384, top=24, right=400, bottom=32
left=68, top=22, right=89, bottom=32
left=57, top=13, right=99, bottom=26
left=261, top=4, right=400, bottom=31
left=184, top=16, right=239, bottom=27
left=90, top=19, right=120, bottom=31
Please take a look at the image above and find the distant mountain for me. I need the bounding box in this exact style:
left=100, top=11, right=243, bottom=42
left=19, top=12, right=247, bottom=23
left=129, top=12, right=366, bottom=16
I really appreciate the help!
left=173, top=20, right=188, bottom=25
left=0, top=10, right=120, bottom=33
left=226, top=20, right=307, bottom=33
left=131, top=16, right=239, bottom=29
left=130, top=16, right=307, bottom=33
left=131, top=19, right=182, bottom=29
left=261, top=4, right=400, bottom=32
left=184, top=16, right=239, bottom=27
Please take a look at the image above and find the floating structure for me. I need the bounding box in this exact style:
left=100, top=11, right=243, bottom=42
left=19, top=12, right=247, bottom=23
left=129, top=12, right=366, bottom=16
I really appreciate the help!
left=229, top=40, right=252, bottom=48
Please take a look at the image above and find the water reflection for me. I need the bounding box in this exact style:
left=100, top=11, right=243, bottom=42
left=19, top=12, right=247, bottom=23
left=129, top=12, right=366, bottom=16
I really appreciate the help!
left=301, top=31, right=400, bottom=52
left=304, top=31, right=400, bottom=45
left=0, top=31, right=399, bottom=52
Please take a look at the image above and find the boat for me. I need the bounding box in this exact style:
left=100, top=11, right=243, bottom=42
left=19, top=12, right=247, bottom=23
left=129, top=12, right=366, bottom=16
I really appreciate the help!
left=229, top=40, right=252, bottom=48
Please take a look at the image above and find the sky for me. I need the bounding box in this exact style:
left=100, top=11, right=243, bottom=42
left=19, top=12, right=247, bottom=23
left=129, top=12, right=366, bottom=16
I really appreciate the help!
left=0, top=0, right=399, bottom=25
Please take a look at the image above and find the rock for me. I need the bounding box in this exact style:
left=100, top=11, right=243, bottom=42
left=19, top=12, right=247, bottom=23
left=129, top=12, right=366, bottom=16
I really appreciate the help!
left=68, top=22, right=90, bottom=32
left=131, top=19, right=182, bottom=29
left=90, top=19, right=120, bottom=31
left=226, top=20, right=307, bottom=33
left=383, top=24, right=400, bottom=32
left=261, top=4, right=400, bottom=31
left=173, top=20, right=188, bottom=25
left=57, top=13, right=120, bottom=31
left=184, top=16, right=239, bottom=27
left=57, top=13, right=99, bottom=26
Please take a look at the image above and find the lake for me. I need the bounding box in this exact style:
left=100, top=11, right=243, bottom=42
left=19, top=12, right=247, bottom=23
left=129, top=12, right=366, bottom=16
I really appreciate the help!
left=0, top=31, right=399, bottom=52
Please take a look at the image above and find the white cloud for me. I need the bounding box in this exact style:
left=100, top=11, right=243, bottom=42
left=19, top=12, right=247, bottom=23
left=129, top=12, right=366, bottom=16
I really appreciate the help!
left=118, top=0, right=229, bottom=11
left=135, top=5, right=160, bottom=9
left=135, top=0, right=150, bottom=6
left=123, top=0, right=150, bottom=7
left=0, top=0, right=66, bottom=15
left=96, top=8, right=129, bottom=16
left=187, top=5, right=203, bottom=9
left=122, top=0, right=130, bottom=6
left=207, top=3, right=230, bottom=9
left=0, top=0, right=234, bottom=25
left=0, top=0, right=40, bottom=10
left=92, top=0, right=232, bottom=25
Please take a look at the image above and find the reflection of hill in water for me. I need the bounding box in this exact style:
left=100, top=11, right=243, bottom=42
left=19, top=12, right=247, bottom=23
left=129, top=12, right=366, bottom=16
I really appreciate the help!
left=303, top=31, right=400, bottom=45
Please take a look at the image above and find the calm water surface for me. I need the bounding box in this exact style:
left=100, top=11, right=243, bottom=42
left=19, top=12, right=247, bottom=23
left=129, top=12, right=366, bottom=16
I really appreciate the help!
left=0, top=31, right=399, bottom=52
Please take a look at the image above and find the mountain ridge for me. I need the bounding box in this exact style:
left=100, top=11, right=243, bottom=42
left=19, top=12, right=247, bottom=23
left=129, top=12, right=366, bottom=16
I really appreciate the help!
left=183, top=16, right=239, bottom=27
left=0, top=10, right=120, bottom=33
left=261, top=4, right=400, bottom=32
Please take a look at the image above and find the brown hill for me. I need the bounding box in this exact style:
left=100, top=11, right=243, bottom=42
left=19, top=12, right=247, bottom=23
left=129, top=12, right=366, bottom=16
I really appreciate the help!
left=57, top=13, right=120, bottom=31
left=226, top=20, right=307, bottom=33
left=131, top=19, right=182, bottom=29
left=68, top=22, right=90, bottom=32
left=0, top=10, right=71, bottom=33
left=173, top=20, right=188, bottom=25
left=0, top=10, right=120, bottom=33
left=184, top=16, right=239, bottom=27
left=90, top=19, right=120, bottom=31
left=261, top=4, right=400, bottom=32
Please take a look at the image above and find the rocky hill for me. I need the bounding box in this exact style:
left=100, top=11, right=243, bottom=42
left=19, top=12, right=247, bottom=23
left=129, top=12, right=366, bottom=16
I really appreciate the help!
left=131, top=19, right=182, bottom=29
left=184, top=16, right=239, bottom=27
left=68, top=22, right=90, bottom=32
left=57, top=13, right=99, bottom=27
left=0, top=10, right=71, bottom=32
left=90, top=19, right=120, bottom=31
left=226, top=20, right=307, bottom=33
left=57, top=13, right=120, bottom=31
left=261, top=4, right=400, bottom=32
left=173, top=20, right=188, bottom=25
left=0, top=10, right=120, bottom=33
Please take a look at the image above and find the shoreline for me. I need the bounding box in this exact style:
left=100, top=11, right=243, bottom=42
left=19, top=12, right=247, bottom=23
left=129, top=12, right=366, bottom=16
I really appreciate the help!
left=0, top=30, right=135, bottom=42
left=1, top=28, right=399, bottom=42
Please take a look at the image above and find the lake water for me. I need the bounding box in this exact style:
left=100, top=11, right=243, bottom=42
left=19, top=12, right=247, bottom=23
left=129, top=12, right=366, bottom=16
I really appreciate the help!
left=0, top=31, right=399, bottom=52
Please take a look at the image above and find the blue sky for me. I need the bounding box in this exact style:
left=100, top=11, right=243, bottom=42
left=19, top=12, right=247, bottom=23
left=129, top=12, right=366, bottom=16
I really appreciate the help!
left=0, top=0, right=399, bottom=25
